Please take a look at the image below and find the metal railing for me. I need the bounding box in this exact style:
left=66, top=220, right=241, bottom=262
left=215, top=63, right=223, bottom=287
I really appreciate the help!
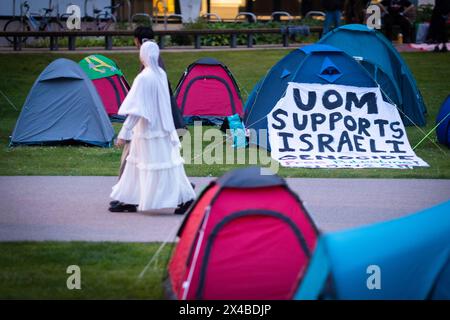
left=271, top=11, right=293, bottom=21
left=201, top=13, right=222, bottom=22
left=234, top=12, right=257, bottom=23
left=165, top=14, right=183, bottom=24
left=304, top=11, right=326, bottom=19
left=0, top=27, right=323, bottom=51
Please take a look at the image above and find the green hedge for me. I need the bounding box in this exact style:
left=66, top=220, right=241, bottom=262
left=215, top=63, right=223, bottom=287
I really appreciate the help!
left=168, top=19, right=321, bottom=46
left=22, top=19, right=322, bottom=48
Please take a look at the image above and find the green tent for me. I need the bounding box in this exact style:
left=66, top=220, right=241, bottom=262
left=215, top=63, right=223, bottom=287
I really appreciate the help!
left=79, top=54, right=123, bottom=80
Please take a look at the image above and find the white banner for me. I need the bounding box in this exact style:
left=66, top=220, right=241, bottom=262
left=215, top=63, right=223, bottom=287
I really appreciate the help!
left=179, top=0, right=202, bottom=23
left=268, top=83, right=429, bottom=169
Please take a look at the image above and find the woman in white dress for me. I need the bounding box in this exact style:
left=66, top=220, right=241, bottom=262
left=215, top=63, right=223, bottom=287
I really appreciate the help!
left=110, top=41, right=195, bottom=213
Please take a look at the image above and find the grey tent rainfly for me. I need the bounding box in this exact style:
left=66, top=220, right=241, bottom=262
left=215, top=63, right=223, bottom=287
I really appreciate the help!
left=10, top=58, right=115, bottom=147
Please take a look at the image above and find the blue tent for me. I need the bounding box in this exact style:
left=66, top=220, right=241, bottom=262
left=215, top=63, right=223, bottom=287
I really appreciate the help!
left=244, top=44, right=380, bottom=150
left=436, top=95, right=450, bottom=147
left=294, top=200, right=450, bottom=300
left=11, top=58, right=115, bottom=147
left=319, top=24, right=427, bottom=127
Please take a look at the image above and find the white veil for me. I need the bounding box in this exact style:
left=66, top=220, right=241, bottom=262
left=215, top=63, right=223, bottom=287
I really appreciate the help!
left=118, top=41, right=178, bottom=144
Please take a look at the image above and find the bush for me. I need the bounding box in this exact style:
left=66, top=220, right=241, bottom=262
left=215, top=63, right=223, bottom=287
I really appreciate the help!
left=20, top=18, right=321, bottom=48
left=24, top=36, right=134, bottom=48
left=169, top=18, right=319, bottom=47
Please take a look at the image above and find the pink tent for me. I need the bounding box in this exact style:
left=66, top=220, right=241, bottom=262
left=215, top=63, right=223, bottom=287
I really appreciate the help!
left=175, top=58, right=243, bottom=122
left=167, top=167, right=318, bottom=300
left=92, top=75, right=129, bottom=116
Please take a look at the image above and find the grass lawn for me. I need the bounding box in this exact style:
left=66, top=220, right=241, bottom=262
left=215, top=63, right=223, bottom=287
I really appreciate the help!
left=0, top=50, right=449, bottom=178
left=0, top=242, right=170, bottom=299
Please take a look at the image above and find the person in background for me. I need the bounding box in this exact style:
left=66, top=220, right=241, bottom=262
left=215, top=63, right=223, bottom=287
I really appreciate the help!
left=427, top=0, right=450, bottom=52
left=344, top=0, right=370, bottom=24
left=110, top=41, right=195, bottom=214
left=133, top=27, right=165, bottom=70
left=379, top=0, right=416, bottom=43
left=322, top=0, right=345, bottom=36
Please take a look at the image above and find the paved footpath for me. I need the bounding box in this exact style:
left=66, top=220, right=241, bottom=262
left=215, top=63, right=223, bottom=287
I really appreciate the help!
left=0, top=176, right=449, bottom=242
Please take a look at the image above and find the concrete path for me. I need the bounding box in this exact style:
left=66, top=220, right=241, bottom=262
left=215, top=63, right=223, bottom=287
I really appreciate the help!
left=0, top=176, right=449, bottom=242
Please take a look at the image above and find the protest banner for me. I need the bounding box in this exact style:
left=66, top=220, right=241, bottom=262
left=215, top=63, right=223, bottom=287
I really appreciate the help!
left=268, top=83, right=429, bottom=169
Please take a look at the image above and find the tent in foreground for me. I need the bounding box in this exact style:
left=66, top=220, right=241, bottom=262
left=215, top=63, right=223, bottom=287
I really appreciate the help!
left=294, top=200, right=450, bottom=300
left=11, top=58, right=115, bottom=147
left=79, top=54, right=130, bottom=122
left=436, top=95, right=450, bottom=147
left=318, top=24, right=427, bottom=126
left=175, top=58, right=243, bottom=125
left=166, top=166, right=318, bottom=300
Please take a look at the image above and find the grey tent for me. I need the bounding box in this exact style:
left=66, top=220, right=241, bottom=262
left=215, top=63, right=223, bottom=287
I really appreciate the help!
left=11, top=58, right=115, bottom=147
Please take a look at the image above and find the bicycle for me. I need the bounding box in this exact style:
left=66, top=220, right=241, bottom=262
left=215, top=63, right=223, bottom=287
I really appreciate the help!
left=83, top=2, right=121, bottom=31
left=3, top=1, right=63, bottom=44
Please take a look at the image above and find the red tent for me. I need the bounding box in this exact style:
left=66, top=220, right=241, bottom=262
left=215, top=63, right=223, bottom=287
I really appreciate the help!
left=167, top=167, right=318, bottom=300
left=92, top=75, right=129, bottom=118
left=79, top=55, right=130, bottom=121
left=175, top=58, right=243, bottom=123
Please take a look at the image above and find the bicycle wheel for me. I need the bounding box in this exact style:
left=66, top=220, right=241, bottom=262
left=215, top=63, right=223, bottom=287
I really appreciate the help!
left=44, top=21, right=64, bottom=32
left=82, top=16, right=95, bottom=31
left=97, top=15, right=116, bottom=31
left=3, top=18, right=30, bottom=44
left=103, top=19, right=116, bottom=31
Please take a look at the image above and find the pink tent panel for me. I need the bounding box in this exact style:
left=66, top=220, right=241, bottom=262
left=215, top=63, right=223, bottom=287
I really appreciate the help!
left=176, top=65, right=243, bottom=117
left=92, top=75, right=128, bottom=116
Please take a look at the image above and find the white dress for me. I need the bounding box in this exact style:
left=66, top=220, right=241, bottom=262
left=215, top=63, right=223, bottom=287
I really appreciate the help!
left=110, top=41, right=195, bottom=211
left=110, top=115, right=195, bottom=210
